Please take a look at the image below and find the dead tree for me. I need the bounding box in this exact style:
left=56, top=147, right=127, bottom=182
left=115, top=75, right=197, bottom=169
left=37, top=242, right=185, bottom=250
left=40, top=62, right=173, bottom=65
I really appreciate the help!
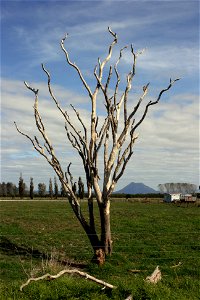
left=14, top=28, right=179, bottom=265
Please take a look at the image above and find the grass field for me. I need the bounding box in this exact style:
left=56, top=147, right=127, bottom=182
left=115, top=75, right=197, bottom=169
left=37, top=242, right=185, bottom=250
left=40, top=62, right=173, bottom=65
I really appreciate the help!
left=0, top=199, right=200, bottom=299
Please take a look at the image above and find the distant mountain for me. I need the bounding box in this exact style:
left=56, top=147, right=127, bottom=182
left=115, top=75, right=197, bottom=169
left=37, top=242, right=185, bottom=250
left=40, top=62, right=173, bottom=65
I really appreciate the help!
left=115, top=182, right=158, bottom=194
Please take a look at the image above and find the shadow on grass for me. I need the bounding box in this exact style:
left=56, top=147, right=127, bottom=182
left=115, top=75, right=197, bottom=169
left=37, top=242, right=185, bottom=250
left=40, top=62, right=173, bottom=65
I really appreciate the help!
left=0, top=236, right=86, bottom=269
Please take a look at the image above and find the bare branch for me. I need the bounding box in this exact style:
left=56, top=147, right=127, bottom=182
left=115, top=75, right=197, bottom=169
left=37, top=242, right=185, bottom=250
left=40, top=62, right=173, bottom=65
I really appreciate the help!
left=93, top=27, right=118, bottom=95
left=108, top=26, right=117, bottom=38
left=24, top=81, right=55, bottom=156
left=14, top=122, right=42, bottom=155
left=22, top=83, right=72, bottom=186
left=44, top=142, right=52, bottom=155
left=67, top=163, right=73, bottom=187
left=24, top=81, right=39, bottom=95
left=95, top=116, right=99, bottom=136
left=96, top=118, right=110, bottom=155
left=145, top=266, right=162, bottom=284
left=41, top=63, right=68, bottom=121
left=101, top=27, right=117, bottom=71
left=14, top=122, right=63, bottom=179
left=64, top=111, right=88, bottom=151
left=105, top=65, right=112, bottom=94
left=110, top=45, right=136, bottom=138
left=111, top=134, right=139, bottom=190
left=42, top=63, right=89, bottom=161
left=34, top=136, right=42, bottom=150
left=70, top=104, right=88, bottom=143
left=154, top=78, right=180, bottom=104
left=114, top=46, right=127, bottom=106
left=104, top=130, right=109, bottom=170
left=20, top=268, right=117, bottom=291
left=131, top=78, right=180, bottom=134
left=60, top=34, right=93, bottom=99
left=94, top=67, right=106, bottom=97
left=123, top=45, right=137, bottom=124
left=90, top=28, right=118, bottom=178
left=97, top=117, right=108, bottom=139
left=128, top=82, right=150, bottom=121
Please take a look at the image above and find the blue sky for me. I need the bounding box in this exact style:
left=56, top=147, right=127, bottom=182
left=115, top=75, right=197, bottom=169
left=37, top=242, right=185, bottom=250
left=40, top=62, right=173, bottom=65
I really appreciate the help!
left=1, top=0, right=199, bottom=191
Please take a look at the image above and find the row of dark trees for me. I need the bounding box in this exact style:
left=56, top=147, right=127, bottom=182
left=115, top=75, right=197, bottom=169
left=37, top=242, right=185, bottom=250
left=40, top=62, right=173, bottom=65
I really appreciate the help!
left=0, top=174, right=84, bottom=199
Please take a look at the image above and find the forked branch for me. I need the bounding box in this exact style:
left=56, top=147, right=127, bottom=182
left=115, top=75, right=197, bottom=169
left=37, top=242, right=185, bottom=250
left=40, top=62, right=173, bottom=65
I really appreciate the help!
left=131, top=78, right=180, bottom=134
left=93, top=27, right=118, bottom=97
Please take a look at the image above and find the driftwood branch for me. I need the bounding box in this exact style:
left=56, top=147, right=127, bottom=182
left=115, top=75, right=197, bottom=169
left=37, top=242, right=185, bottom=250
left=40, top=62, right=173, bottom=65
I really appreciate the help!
left=125, top=296, right=133, bottom=300
left=145, top=266, right=162, bottom=284
left=170, top=261, right=182, bottom=268
left=20, top=269, right=117, bottom=291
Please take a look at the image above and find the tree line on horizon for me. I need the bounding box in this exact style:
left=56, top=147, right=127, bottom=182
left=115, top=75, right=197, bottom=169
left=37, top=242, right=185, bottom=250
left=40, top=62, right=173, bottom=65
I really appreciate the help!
left=0, top=175, right=198, bottom=200
left=0, top=174, right=84, bottom=199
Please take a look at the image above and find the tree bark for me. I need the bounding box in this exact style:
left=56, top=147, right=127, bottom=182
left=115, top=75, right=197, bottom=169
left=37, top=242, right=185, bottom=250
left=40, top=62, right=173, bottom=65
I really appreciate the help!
left=100, top=200, right=112, bottom=255
left=91, top=200, right=112, bottom=265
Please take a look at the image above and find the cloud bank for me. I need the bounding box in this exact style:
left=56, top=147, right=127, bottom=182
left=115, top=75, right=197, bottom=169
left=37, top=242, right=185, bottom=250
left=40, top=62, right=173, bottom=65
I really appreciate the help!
left=1, top=1, right=199, bottom=190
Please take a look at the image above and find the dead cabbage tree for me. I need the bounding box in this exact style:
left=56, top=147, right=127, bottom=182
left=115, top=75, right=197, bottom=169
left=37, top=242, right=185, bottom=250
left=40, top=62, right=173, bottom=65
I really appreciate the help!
left=15, top=28, right=179, bottom=265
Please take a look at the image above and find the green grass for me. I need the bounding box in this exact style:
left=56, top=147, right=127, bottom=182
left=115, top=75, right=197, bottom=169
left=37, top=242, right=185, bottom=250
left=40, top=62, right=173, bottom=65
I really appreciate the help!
left=0, top=200, right=200, bottom=299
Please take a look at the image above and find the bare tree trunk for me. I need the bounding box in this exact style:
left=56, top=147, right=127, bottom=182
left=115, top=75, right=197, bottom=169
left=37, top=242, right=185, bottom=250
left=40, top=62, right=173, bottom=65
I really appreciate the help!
left=100, top=200, right=112, bottom=255
left=67, top=197, right=112, bottom=266
left=91, top=200, right=112, bottom=265
left=67, top=197, right=100, bottom=253
left=87, top=184, right=96, bottom=230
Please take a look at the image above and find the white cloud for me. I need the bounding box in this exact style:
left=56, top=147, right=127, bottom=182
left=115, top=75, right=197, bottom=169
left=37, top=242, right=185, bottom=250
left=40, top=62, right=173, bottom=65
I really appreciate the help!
left=122, top=45, right=199, bottom=80
left=9, top=1, right=198, bottom=69
left=1, top=77, right=198, bottom=190
left=1, top=1, right=199, bottom=190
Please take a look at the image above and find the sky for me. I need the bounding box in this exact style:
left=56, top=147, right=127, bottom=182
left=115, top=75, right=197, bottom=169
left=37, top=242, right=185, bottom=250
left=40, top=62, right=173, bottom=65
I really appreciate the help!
left=0, top=0, right=199, bottom=191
